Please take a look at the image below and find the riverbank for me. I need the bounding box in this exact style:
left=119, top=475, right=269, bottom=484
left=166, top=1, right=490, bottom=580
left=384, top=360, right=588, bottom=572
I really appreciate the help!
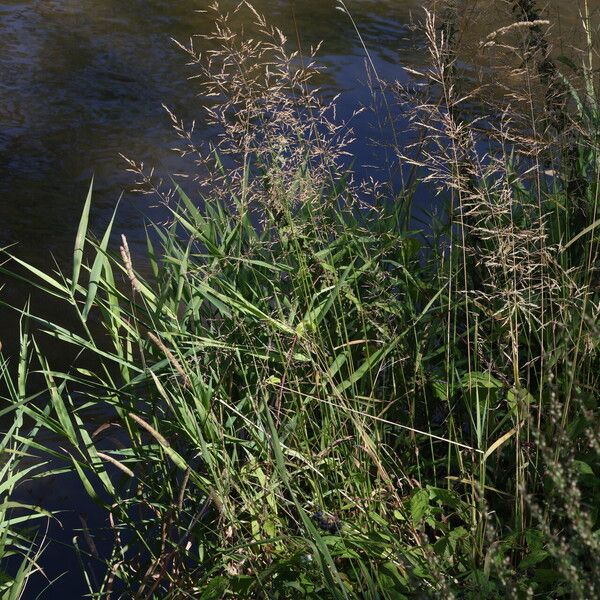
left=2, top=2, right=600, bottom=598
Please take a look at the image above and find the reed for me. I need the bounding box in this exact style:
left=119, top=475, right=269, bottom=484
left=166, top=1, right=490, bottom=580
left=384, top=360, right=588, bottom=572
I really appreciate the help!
left=1, top=1, right=600, bottom=597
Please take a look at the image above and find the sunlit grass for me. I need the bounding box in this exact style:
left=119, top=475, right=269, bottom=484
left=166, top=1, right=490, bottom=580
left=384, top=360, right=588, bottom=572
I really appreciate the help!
left=1, top=1, right=600, bottom=598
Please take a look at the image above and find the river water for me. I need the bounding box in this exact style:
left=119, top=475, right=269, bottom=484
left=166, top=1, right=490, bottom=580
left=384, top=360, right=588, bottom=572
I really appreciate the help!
left=0, top=0, right=432, bottom=361
left=0, top=1, right=594, bottom=338
left=1, top=0, right=593, bottom=260
left=0, top=0, right=420, bottom=260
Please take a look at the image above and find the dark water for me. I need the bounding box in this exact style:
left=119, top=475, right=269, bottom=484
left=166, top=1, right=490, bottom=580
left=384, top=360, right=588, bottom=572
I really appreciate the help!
left=0, top=0, right=420, bottom=260
left=0, top=0, right=429, bottom=363
left=0, top=0, right=593, bottom=332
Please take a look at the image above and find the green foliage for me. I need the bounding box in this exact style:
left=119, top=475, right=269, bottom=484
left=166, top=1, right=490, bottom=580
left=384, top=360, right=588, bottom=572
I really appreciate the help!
left=0, top=330, right=49, bottom=599
left=1, top=2, right=600, bottom=598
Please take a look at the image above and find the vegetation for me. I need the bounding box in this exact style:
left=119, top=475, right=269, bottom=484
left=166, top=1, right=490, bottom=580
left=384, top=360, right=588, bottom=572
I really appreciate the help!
left=1, top=1, right=600, bottom=597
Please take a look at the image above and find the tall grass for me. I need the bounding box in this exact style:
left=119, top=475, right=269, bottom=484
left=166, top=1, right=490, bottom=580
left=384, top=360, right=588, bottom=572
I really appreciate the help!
left=0, top=318, right=50, bottom=599
left=1, top=1, right=600, bottom=598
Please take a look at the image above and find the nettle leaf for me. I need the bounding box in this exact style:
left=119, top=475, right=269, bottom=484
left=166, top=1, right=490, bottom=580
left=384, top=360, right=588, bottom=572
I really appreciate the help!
left=507, top=387, right=534, bottom=414
left=430, top=379, right=452, bottom=402
left=519, top=549, right=550, bottom=571
left=427, top=486, right=462, bottom=509
left=447, top=526, right=468, bottom=542
left=199, top=576, right=230, bottom=599
left=573, top=460, right=595, bottom=477
left=462, top=371, right=503, bottom=390
left=409, top=489, right=430, bottom=525
left=525, top=528, right=544, bottom=550
left=461, top=371, right=506, bottom=412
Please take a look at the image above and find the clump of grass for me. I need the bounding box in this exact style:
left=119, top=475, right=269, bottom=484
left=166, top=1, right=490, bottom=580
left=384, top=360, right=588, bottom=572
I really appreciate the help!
left=0, top=320, right=50, bottom=598
left=1, top=1, right=600, bottom=598
left=397, top=0, right=600, bottom=595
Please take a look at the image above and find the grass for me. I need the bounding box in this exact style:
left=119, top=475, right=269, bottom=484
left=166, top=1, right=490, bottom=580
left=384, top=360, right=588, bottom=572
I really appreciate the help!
left=1, top=1, right=600, bottom=598
left=0, top=320, right=51, bottom=599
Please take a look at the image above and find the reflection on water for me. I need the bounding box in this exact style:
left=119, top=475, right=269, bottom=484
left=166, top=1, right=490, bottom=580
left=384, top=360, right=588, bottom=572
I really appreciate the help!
left=0, top=0, right=419, bottom=260
left=1, top=1, right=595, bottom=266
left=0, top=0, right=424, bottom=361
